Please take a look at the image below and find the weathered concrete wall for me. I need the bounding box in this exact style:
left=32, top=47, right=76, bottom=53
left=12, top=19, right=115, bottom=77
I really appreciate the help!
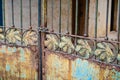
left=5, top=0, right=38, bottom=28
left=45, top=51, right=120, bottom=80
left=0, top=45, right=38, bottom=79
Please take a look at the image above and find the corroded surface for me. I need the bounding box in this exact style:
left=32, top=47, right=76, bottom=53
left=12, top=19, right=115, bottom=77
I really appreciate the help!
left=45, top=51, right=120, bottom=80
left=0, top=45, right=38, bottom=80
left=44, top=34, right=118, bottom=63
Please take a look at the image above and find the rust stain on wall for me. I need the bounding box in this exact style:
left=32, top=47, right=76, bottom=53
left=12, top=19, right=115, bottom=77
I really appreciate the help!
left=0, top=45, right=38, bottom=80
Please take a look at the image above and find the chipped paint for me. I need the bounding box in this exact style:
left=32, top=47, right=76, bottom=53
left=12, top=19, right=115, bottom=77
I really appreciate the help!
left=45, top=51, right=120, bottom=80
left=6, top=62, right=10, bottom=71
left=0, top=45, right=38, bottom=80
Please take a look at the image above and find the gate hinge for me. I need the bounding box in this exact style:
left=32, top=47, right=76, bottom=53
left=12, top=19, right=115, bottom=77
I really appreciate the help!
left=39, top=27, right=48, bottom=32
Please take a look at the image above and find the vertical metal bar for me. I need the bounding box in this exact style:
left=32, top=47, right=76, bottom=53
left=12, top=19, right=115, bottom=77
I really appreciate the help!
left=95, top=0, right=98, bottom=50
left=84, top=0, right=89, bottom=37
left=67, top=0, right=70, bottom=34
left=2, top=0, right=6, bottom=42
left=95, top=0, right=98, bottom=39
left=11, top=0, right=14, bottom=26
left=2, top=0, right=5, bottom=27
left=38, top=0, right=41, bottom=27
left=20, top=0, right=23, bottom=79
left=20, top=0, right=23, bottom=30
left=75, top=0, right=78, bottom=44
left=2, top=1, right=6, bottom=78
left=29, top=0, right=32, bottom=78
left=105, top=0, right=109, bottom=40
left=20, top=0, right=23, bottom=45
left=29, top=0, right=32, bottom=26
left=59, top=0, right=61, bottom=34
left=38, top=0, right=42, bottom=79
left=59, top=0, right=61, bottom=51
left=117, top=0, right=120, bottom=55
left=51, top=0, right=54, bottom=31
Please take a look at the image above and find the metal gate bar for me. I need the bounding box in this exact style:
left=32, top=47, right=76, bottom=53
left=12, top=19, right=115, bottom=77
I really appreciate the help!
left=11, top=0, right=14, bottom=27
left=75, top=0, right=78, bottom=45
left=67, top=0, right=70, bottom=34
left=38, top=0, right=42, bottom=80
left=118, top=0, right=120, bottom=55
left=105, top=0, right=109, bottom=40
left=84, top=0, right=89, bottom=37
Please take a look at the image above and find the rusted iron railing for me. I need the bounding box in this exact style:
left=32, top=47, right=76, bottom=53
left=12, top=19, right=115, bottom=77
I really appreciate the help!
left=43, top=0, right=120, bottom=72
left=0, top=0, right=41, bottom=79
left=1, top=0, right=120, bottom=79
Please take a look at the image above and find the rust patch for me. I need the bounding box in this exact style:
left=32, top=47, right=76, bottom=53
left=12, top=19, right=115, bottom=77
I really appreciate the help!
left=0, top=45, right=38, bottom=80
left=45, top=49, right=120, bottom=72
left=68, top=60, right=72, bottom=80
left=44, top=49, right=79, bottom=60
left=44, top=50, right=120, bottom=80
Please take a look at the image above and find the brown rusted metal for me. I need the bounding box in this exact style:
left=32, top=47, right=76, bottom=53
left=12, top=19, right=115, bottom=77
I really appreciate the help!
left=0, top=45, right=38, bottom=79
left=44, top=51, right=120, bottom=80
left=45, top=49, right=120, bottom=72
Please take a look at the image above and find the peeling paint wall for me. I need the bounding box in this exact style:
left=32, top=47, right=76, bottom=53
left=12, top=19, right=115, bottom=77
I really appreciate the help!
left=0, top=45, right=38, bottom=80
left=44, top=51, right=120, bottom=80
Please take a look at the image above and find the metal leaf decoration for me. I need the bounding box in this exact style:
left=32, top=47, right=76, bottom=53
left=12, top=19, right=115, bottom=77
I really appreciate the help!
left=0, top=34, right=4, bottom=40
left=117, top=54, right=120, bottom=61
left=94, top=42, right=116, bottom=63
left=0, top=28, right=4, bottom=40
left=44, top=34, right=58, bottom=50
left=6, top=28, right=21, bottom=43
left=59, top=36, right=74, bottom=54
left=23, top=30, right=37, bottom=45
left=75, top=39, right=92, bottom=59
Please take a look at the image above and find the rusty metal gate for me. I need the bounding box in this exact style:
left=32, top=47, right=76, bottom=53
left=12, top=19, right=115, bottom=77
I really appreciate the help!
left=0, top=0, right=42, bottom=80
left=1, top=0, right=120, bottom=80
left=41, top=0, right=120, bottom=80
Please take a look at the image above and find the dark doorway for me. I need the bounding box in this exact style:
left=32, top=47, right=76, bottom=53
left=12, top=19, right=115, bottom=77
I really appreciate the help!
left=110, top=0, right=118, bottom=31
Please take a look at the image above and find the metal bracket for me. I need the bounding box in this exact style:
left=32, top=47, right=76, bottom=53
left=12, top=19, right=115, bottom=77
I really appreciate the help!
left=39, top=27, right=48, bottom=32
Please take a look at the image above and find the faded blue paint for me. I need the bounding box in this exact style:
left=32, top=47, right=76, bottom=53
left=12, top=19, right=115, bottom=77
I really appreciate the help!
left=0, top=49, right=5, bottom=53
left=72, top=59, right=99, bottom=80
left=21, top=73, right=26, bottom=78
left=53, top=56, right=61, bottom=69
left=45, top=52, right=120, bottom=80
left=4, top=47, right=16, bottom=53
left=0, top=46, right=6, bottom=53
left=112, top=69, right=120, bottom=80
left=12, top=47, right=17, bottom=53
left=20, top=48, right=25, bottom=62
left=8, top=47, right=12, bottom=52
left=6, top=64, right=10, bottom=71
